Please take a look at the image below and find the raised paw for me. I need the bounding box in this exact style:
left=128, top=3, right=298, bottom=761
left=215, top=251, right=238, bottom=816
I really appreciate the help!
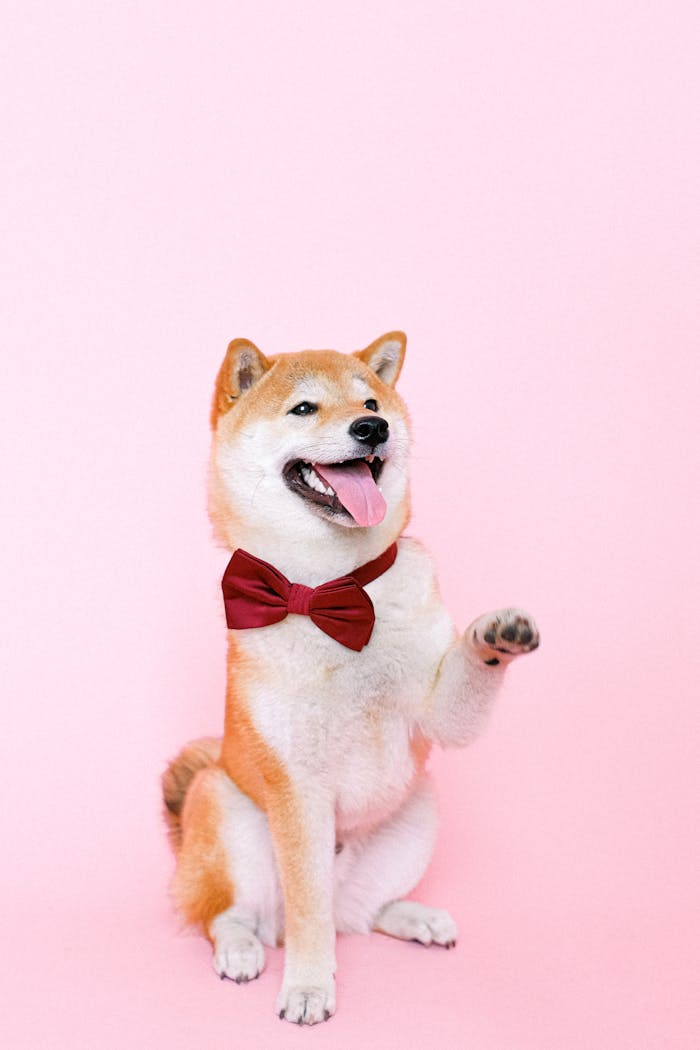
left=211, top=916, right=265, bottom=983
left=276, top=980, right=336, bottom=1026
left=374, top=900, right=458, bottom=948
left=469, top=607, right=540, bottom=666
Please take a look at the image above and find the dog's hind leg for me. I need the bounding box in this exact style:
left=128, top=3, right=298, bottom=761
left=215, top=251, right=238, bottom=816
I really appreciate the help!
left=333, top=776, right=457, bottom=947
left=372, top=899, right=457, bottom=948
left=171, top=765, right=281, bottom=982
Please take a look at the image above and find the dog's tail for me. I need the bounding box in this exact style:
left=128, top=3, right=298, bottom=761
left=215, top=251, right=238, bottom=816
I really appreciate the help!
left=161, top=736, right=222, bottom=853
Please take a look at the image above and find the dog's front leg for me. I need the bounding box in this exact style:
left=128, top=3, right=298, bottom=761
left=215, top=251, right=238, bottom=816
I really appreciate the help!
left=267, top=783, right=336, bottom=1026
left=421, top=607, right=540, bottom=748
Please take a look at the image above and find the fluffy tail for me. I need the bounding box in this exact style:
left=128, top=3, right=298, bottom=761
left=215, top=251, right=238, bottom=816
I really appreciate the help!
left=161, top=736, right=222, bottom=853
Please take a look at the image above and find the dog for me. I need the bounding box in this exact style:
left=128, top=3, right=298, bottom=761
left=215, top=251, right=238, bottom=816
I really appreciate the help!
left=162, top=331, right=539, bottom=1025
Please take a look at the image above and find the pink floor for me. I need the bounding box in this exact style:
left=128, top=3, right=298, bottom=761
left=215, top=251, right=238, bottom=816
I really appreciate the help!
left=8, top=896, right=697, bottom=1050
left=6, top=805, right=698, bottom=1050
left=4, top=650, right=698, bottom=1048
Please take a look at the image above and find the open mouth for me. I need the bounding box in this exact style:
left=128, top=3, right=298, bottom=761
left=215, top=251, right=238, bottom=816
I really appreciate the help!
left=283, top=455, right=387, bottom=526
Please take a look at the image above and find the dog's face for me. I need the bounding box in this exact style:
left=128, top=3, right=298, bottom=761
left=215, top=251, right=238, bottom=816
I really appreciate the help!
left=208, top=333, right=411, bottom=564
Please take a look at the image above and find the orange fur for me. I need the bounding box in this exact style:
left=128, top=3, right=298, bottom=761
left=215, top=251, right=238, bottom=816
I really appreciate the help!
left=216, top=636, right=282, bottom=811
left=211, top=338, right=271, bottom=427
left=162, top=736, right=221, bottom=852
left=211, top=341, right=407, bottom=431
left=171, top=767, right=234, bottom=934
left=354, top=330, right=406, bottom=386
left=410, top=729, right=432, bottom=777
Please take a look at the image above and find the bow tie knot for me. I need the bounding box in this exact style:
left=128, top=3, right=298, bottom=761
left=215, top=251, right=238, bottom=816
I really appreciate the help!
left=287, top=582, right=313, bottom=617
left=221, top=543, right=398, bottom=651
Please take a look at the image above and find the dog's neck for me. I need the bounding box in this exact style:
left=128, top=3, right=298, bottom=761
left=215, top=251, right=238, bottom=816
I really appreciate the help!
left=225, top=509, right=407, bottom=587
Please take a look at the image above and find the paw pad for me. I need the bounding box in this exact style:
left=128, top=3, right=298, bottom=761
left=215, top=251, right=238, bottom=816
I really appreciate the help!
left=472, top=608, right=540, bottom=662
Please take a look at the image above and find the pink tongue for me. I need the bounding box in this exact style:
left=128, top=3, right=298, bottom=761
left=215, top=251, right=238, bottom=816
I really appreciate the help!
left=313, top=461, right=387, bottom=526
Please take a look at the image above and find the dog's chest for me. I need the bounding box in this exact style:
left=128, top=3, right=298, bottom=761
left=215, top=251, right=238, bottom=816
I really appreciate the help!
left=235, top=541, right=455, bottom=824
left=250, top=622, right=427, bottom=827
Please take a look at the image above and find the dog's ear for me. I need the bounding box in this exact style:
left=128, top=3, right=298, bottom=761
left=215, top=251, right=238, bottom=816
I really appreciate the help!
left=211, top=339, right=271, bottom=426
left=354, top=331, right=406, bottom=388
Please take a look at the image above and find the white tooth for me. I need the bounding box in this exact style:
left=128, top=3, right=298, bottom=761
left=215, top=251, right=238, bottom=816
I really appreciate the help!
left=366, top=453, right=375, bottom=463
left=308, top=468, right=327, bottom=494
left=299, top=463, right=335, bottom=497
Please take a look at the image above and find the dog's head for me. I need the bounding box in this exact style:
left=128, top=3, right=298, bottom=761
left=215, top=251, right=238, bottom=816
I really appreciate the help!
left=208, top=333, right=411, bottom=574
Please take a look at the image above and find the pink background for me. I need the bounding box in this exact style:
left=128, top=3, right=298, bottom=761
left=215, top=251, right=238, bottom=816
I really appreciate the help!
left=2, top=2, right=699, bottom=1047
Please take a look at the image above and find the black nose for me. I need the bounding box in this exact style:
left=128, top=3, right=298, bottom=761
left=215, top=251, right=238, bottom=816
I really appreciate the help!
left=349, top=415, right=389, bottom=446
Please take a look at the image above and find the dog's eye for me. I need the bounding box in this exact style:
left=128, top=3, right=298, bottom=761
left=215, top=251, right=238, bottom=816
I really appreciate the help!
left=363, top=399, right=379, bottom=412
left=289, top=401, right=318, bottom=416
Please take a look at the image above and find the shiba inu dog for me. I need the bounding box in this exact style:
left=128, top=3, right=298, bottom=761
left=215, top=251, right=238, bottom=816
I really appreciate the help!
left=162, top=332, right=539, bottom=1025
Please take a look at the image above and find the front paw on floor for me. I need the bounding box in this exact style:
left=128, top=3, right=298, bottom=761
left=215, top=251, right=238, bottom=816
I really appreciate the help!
left=276, top=981, right=336, bottom=1025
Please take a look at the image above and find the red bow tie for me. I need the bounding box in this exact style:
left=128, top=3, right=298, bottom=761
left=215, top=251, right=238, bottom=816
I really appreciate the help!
left=221, top=543, right=398, bottom=651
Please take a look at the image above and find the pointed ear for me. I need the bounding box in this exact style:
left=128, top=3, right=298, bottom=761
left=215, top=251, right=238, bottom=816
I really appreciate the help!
left=211, top=338, right=270, bottom=426
left=354, top=331, right=406, bottom=388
